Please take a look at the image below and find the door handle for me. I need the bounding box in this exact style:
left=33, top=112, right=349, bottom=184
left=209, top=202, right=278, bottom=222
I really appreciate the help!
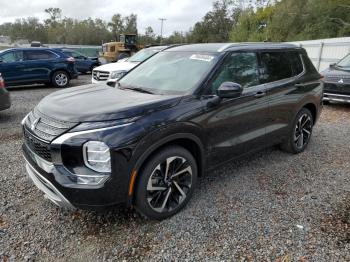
left=254, top=91, right=266, bottom=98
left=295, top=83, right=305, bottom=87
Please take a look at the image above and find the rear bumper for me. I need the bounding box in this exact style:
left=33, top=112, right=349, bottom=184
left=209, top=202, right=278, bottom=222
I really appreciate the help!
left=323, top=92, right=350, bottom=103
left=0, top=92, right=11, bottom=111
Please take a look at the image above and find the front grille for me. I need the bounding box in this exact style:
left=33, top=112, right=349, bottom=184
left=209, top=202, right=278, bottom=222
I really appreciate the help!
left=325, top=75, right=350, bottom=84
left=324, top=83, right=343, bottom=92
left=24, top=108, right=76, bottom=142
left=24, top=128, right=52, bottom=161
left=92, top=70, right=110, bottom=81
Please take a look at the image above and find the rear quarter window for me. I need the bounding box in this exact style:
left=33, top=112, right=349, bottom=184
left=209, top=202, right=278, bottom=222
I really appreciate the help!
left=288, top=51, right=304, bottom=75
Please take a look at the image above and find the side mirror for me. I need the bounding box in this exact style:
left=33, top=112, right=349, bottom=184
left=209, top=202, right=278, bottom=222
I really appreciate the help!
left=330, top=63, right=336, bottom=68
left=0, top=60, right=3, bottom=63
left=217, top=82, right=243, bottom=99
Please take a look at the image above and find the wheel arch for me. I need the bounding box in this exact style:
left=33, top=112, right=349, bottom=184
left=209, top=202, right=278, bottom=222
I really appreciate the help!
left=302, top=102, right=317, bottom=125
left=128, top=132, right=205, bottom=205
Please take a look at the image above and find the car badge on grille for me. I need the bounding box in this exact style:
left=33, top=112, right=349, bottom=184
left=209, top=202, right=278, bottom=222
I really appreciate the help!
left=96, top=72, right=100, bottom=80
left=338, top=79, right=344, bottom=84
left=31, top=117, right=40, bottom=131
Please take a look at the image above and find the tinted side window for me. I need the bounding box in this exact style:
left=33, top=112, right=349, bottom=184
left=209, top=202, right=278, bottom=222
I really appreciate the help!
left=63, top=51, right=73, bottom=57
left=210, top=52, right=260, bottom=93
left=288, top=51, right=304, bottom=75
left=25, top=50, right=57, bottom=60
left=260, top=52, right=293, bottom=83
left=0, top=51, right=24, bottom=63
left=302, top=53, right=318, bottom=74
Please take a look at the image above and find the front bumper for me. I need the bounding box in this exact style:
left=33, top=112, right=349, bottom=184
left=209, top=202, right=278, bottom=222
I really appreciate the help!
left=91, top=77, right=107, bottom=84
left=25, top=158, right=75, bottom=209
left=323, top=92, right=350, bottom=103
left=22, top=143, right=128, bottom=210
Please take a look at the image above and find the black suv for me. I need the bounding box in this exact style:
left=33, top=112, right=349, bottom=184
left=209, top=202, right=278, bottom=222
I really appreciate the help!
left=22, top=43, right=323, bottom=220
left=0, top=48, right=78, bottom=88
left=322, top=53, right=350, bottom=103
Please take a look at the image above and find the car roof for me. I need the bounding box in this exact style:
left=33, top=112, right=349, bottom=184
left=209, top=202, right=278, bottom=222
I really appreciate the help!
left=167, top=43, right=301, bottom=53
left=0, top=47, right=59, bottom=52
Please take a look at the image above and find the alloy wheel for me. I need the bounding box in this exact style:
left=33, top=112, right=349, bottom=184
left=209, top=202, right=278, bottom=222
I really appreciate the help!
left=146, top=156, right=193, bottom=213
left=294, top=113, right=312, bottom=149
left=55, top=73, right=68, bottom=87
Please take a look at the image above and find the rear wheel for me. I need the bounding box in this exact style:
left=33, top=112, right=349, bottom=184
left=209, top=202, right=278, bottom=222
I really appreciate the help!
left=135, top=146, right=197, bottom=220
left=281, top=108, right=314, bottom=154
left=52, top=71, right=70, bottom=88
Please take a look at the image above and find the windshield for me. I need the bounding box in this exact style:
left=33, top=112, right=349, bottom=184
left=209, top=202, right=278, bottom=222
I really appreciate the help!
left=119, top=51, right=219, bottom=95
left=128, top=48, right=160, bottom=63
left=337, top=54, right=350, bottom=68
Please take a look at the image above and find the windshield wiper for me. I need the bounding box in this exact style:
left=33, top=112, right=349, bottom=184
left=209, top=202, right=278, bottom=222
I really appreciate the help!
left=122, top=86, right=154, bottom=94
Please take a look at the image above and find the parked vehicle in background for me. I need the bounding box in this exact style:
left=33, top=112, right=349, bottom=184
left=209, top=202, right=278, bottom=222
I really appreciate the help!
left=0, top=73, right=11, bottom=111
left=22, top=43, right=323, bottom=220
left=30, top=41, right=42, bottom=47
left=0, top=48, right=78, bottom=88
left=57, top=49, right=100, bottom=73
left=92, top=45, right=169, bottom=85
left=322, top=53, right=350, bottom=103
left=99, top=34, right=142, bottom=64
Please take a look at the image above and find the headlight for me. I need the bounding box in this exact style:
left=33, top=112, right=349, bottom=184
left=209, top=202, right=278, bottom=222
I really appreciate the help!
left=69, top=117, right=139, bottom=133
left=83, top=141, right=111, bottom=173
left=109, top=70, right=127, bottom=80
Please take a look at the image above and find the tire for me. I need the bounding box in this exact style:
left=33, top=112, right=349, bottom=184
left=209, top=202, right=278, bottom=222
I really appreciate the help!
left=135, top=146, right=198, bottom=220
left=52, top=71, right=70, bottom=88
left=280, top=108, right=314, bottom=154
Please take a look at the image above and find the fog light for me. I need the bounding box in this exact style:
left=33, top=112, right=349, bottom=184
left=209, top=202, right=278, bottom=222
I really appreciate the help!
left=83, top=141, right=111, bottom=173
left=76, top=176, right=106, bottom=185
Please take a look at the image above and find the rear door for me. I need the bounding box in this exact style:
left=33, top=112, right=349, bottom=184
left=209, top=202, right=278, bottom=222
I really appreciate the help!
left=0, top=50, right=25, bottom=85
left=23, top=50, right=59, bottom=82
left=201, top=51, right=269, bottom=166
left=258, top=50, right=304, bottom=143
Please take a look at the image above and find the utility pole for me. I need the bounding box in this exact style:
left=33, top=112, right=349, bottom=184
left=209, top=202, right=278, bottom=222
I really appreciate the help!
left=159, top=18, right=167, bottom=43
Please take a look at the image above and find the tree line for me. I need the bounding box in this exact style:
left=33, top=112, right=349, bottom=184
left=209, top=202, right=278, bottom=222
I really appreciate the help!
left=0, top=0, right=349, bottom=46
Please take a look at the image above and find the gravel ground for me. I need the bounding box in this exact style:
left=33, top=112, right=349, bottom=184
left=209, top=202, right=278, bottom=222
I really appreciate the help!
left=0, top=79, right=349, bottom=261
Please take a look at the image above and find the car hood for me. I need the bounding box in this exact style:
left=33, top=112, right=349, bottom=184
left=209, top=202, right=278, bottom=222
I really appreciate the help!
left=322, top=67, right=350, bottom=78
left=93, top=61, right=138, bottom=72
left=36, top=84, right=182, bottom=122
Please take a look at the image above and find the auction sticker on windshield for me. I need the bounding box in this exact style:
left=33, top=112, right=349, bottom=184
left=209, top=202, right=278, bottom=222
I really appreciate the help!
left=190, top=54, right=214, bottom=62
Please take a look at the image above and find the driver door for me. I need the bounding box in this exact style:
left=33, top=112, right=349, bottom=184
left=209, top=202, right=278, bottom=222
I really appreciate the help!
left=200, top=51, right=270, bottom=166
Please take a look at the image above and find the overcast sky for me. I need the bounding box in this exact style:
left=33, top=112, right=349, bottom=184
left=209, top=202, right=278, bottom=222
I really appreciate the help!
left=0, top=0, right=215, bottom=36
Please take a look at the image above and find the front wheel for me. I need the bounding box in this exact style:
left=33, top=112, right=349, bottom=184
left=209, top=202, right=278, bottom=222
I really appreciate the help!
left=52, top=71, right=70, bottom=88
left=135, top=146, right=197, bottom=220
left=281, top=108, right=314, bottom=154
